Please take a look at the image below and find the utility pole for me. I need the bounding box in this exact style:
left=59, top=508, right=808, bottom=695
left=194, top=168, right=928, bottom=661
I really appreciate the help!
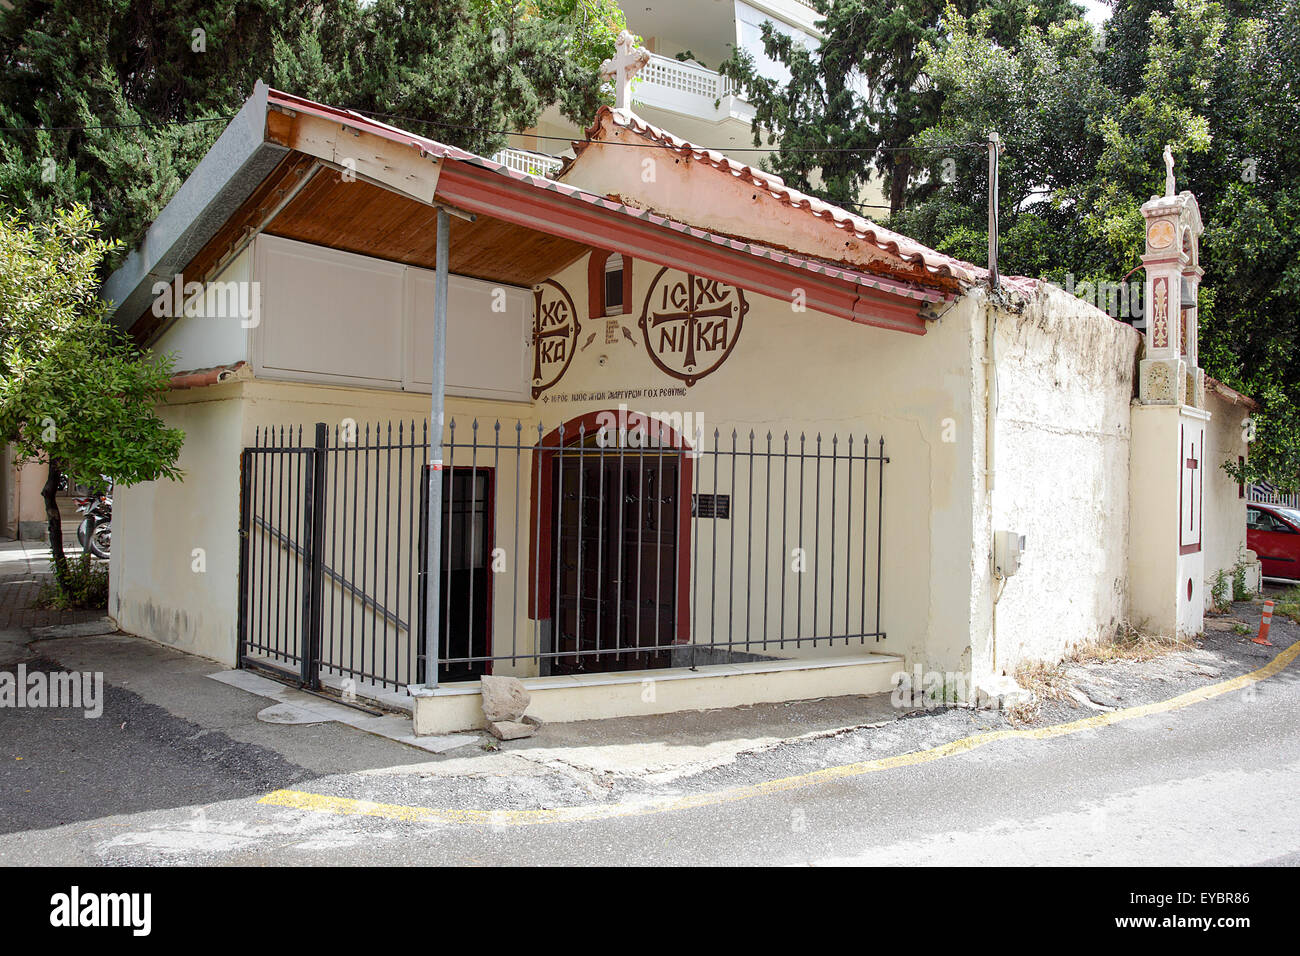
left=424, top=207, right=450, bottom=688
left=988, top=131, right=1001, bottom=293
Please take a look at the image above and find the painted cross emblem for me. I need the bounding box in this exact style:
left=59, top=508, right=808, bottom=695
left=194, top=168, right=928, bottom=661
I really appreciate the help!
left=639, top=268, right=747, bottom=386
left=1181, top=426, right=1203, bottom=554
left=531, top=279, right=580, bottom=398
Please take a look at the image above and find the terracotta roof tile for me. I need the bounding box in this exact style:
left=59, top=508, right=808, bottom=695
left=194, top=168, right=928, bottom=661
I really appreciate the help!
left=263, top=91, right=954, bottom=307
left=567, top=107, right=1002, bottom=288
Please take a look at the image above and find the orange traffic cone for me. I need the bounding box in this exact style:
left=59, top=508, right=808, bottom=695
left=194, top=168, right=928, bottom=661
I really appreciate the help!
left=1253, top=601, right=1275, bottom=647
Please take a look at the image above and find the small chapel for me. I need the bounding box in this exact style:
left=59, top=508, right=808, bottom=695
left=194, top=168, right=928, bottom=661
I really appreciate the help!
left=96, top=37, right=1256, bottom=729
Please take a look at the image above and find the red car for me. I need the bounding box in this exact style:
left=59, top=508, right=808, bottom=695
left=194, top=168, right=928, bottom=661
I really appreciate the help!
left=1247, top=502, right=1300, bottom=580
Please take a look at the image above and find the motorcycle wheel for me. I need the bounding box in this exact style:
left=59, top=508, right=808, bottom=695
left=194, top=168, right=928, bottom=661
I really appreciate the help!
left=89, top=521, right=111, bottom=559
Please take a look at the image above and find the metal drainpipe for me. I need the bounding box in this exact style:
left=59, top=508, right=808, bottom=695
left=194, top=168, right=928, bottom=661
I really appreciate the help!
left=986, top=132, right=1002, bottom=675
left=986, top=298, right=1000, bottom=675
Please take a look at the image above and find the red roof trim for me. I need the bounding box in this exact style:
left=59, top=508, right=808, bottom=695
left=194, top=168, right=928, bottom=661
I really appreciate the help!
left=434, top=160, right=931, bottom=334
left=1206, top=375, right=1259, bottom=411
left=264, top=89, right=948, bottom=333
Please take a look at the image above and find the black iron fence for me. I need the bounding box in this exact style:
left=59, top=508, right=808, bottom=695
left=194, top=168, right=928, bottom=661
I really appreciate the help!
left=238, top=417, right=889, bottom=693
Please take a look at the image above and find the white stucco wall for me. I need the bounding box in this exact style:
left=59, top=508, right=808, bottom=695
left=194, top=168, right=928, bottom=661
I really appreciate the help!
left=1202, top=389, right=1251, bottom=598
left=539, top=254, right=982, bottom=676
left=113, top=237, right=1249, bottom=695
left=971, top=284, right=1142, bottom=674
left=110, top=381, right=247, bottom=663
left=150, top=247, right=252, bottom=372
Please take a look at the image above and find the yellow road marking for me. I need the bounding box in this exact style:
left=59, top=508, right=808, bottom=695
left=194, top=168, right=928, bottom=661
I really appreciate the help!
left=259, top=638, right=1300, bottom=827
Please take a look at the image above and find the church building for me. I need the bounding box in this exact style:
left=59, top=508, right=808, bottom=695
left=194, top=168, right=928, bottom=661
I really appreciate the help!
left=100, top=50, right=1254, bottom=731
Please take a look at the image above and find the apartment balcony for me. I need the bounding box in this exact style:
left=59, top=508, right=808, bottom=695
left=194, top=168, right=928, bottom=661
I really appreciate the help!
left=490, top=147, right=565, bottom=178
left=493, top=54, right=766, bottom=178
left=632, top=52, right=757, bottom=131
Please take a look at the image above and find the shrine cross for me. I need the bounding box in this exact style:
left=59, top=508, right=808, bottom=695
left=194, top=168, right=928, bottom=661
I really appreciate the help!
left=600, top=31, right=650, bottom=110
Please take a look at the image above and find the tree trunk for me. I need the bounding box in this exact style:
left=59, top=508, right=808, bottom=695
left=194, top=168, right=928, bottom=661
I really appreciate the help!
left=42, top=458, right=68, bottom=587
left=890, top=155, right=912, bottom=218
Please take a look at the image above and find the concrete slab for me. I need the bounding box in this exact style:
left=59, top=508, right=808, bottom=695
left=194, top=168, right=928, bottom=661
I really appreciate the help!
left=396, top=732, right=480, bottom=754
left=30, top=618, right=118, bottom=639
left=504, top=692, right=902, bottom=781
left=257, top=703, right=327, bottom=724
left=208, top=667, right=482, bottom=754
left=208, top=668, right=293, bottom=698
left=411, top=652, right=904, bottom=735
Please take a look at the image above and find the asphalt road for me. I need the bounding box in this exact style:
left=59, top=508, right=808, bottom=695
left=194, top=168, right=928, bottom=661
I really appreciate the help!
left=1, top=607, right=1298, bottom=866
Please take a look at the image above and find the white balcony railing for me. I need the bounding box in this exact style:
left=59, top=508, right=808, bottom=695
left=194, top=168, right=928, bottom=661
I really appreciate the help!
left=641, top=52, right=736, bottom=101
left=491, top=147, right=564, bottom=178
left=633, top=52, right=754, bottom=125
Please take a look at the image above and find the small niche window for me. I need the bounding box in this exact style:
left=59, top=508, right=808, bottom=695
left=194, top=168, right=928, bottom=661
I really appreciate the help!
left=604, top=254, right=625, bottom=316
left=589, top=249, right=631, bottom=318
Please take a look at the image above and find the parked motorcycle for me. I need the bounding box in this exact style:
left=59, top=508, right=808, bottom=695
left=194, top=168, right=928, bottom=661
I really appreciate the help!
left=74, top=482, right=112, bottom=559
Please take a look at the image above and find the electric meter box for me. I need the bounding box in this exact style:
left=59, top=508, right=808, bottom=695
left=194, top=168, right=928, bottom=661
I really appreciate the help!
left=995, top=530, right=1027, bottom=578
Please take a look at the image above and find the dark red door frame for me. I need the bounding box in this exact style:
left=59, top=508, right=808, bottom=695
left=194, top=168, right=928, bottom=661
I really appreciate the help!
left=439, top=464, right=496, bottom=675
left=528, top=409, right=693, bottom=644
left=1179, top=422, right=1203, bottom=555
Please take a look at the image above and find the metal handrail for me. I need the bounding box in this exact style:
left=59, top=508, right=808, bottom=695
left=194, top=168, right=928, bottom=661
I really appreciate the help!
left=251, top=514, right=409, bottom=632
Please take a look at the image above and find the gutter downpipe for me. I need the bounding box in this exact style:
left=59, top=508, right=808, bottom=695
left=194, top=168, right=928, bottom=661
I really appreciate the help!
left=986, top=131, right=1001, bottom=675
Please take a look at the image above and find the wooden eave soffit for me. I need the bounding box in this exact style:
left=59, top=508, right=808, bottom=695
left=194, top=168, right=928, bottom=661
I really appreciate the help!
left=266, top=105, right=442, bottom=207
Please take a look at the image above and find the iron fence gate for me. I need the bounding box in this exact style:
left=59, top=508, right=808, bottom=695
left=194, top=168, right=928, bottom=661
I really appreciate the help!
left=239, top=423, right=426, bottom=692
left=237, top=417, right=889, bottom=694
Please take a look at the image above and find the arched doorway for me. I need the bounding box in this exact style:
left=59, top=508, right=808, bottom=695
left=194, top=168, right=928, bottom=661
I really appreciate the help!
left=529, top=409, right=694, bottom=675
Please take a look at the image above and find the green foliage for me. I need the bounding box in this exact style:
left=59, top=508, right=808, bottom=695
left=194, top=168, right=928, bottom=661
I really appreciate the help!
left=718, top=0, right=1083, bottom=214
left=897, top=0, right=1300, bottom=488
left=35, top=553, right=110, bottom=611
left=502, top=0, right=629, bottom=79
left=1210, top=569, right=1230, bottom=612
left=0, top=0, right=624, bottom=256
left=0, top=205, right=183, bottom=489
left=1277, top=585, right=1300, bottom=625
left=1211, top=548, right=1256, bottom=610
left=1231, top=553, right=1253, bottom=602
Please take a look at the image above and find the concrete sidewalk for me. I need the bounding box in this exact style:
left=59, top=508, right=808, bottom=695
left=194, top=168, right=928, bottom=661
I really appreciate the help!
left=2, top=609, right=1295, bottom=865
left=5, top=527, right=1295, bottom=867
left=0, top=534, right=105, bottom=631
left=0, top=531, right=911, bottom=781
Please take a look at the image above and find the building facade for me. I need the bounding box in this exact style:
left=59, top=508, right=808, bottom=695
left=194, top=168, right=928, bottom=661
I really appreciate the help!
left=100, top=83, right=1253, bottom=731
left=494, top=1, right=889, bottom=212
